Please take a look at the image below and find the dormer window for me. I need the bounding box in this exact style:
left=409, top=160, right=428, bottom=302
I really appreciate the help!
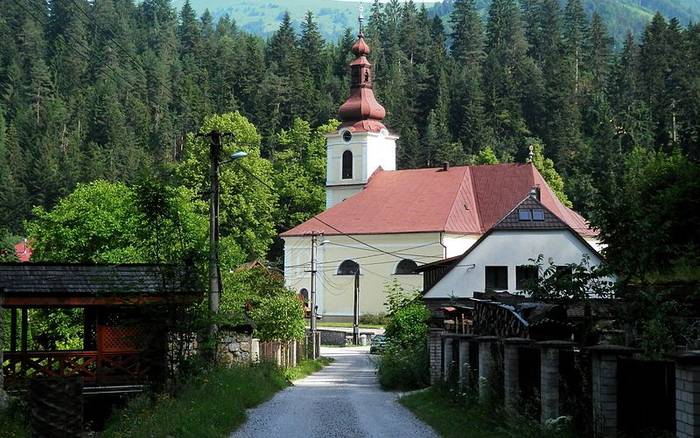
left=342, top=150, right=353, bottom=179
left=518, top=208, right=545, bottom=221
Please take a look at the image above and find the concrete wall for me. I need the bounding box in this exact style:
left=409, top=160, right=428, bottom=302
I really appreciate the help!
left=424, top=229, right=605, bottom=299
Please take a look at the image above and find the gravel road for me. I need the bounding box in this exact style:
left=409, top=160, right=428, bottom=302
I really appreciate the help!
left=231, top=346, right=438, bottom=438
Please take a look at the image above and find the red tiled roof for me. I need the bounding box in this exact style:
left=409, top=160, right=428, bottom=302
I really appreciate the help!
left=281, top=163, right=596, bottom=238
left=14, top=241, right=32, bottom=262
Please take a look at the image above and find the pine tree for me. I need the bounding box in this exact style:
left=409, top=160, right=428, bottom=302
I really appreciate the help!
left=450, top=0, right=483, bottom=65
left=563, top=0, right=588, bottom=95
left=483, top=0, right=536, bottom=158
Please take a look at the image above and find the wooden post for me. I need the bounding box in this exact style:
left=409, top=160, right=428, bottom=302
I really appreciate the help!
left=20, top=308, right=28, bottom=352
left=10, top=309, right=17, bottom=352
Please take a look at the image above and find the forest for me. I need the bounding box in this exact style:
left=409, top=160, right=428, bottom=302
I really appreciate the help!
left=0, top=0, right=698, bottom=274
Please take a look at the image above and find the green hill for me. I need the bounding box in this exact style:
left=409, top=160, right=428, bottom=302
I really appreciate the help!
left=176, top=0, right=700, bottom=43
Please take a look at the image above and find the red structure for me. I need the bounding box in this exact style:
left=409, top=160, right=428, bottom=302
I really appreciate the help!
left=0, top=264, right=202, bottom=391
left=337, top=30, right=387, bottom=133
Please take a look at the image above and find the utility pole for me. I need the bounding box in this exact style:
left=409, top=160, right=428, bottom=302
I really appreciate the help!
left=197, top=130, right=233, bottom=357
left=353, top=271, right=360, bottom=345
left=308, top=232, right=321, bottom=359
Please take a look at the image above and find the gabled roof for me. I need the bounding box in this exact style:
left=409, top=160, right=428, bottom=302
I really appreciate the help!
left=282, top=163, right=596, bottom=238
left=418, top=195, right=603, bottom=295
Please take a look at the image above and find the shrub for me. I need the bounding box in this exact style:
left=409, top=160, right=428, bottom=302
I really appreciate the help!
left=377, top=280, right=431, bottom=390
left=359, top=313, right=388, bottom=326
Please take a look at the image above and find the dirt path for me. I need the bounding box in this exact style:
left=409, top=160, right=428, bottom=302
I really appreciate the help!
left=231, top=346, right=437, bottom=438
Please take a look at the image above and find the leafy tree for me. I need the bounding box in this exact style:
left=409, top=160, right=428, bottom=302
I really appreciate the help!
left=473, top=145, right=499, bottom=165
left=529, top=140, right=572, bottom=207
left=26, top=179, right=208, bottom=264
left=176, top=112, right=277, bottom=259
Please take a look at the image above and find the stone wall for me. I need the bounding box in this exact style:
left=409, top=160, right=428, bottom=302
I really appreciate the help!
left=217, top=331, right=259, bottom=367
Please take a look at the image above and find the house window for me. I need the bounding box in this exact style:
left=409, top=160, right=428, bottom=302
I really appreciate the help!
left=518, top=209, right=532, bottom=221
left=337, top=260, right=360, bottom=275
left=299, top=288, right=309, bottom=304
left=395, top=259, right=418, bottom=275
left=342, top=150, right=353, bottom=179
left=516, top=265, right=538, bottom=290
left=485, top=266, right=508, bottom=291
left=532, top=209, right=545, bottom=221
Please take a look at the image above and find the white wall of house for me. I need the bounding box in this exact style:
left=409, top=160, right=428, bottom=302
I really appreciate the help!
left=283, top=232, right=478, bottom=318
left=325, top=129, right=398, bottom=208
left=423, top=230, right=603, bottom=299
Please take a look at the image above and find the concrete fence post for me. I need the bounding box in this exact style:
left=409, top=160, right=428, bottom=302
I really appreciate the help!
left=251, top=339, right=260, bottom=363
left=428, top=328, right=445, bottom=385
left=458, top=335, right=475, bottom=390
left=538, top=340, right=576, bottom=424
left=674, top=351, right=700, bottom=438
left=477, top=336, right=498, bottom=400
left=503, top=338, right=532, bottom=412
left=588, top=344, right=635, bottom=437
left=443, top=336, right=455, bottom=382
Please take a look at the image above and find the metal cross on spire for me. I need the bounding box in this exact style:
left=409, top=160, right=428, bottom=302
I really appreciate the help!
left=358, top=4, right=364, bottom=35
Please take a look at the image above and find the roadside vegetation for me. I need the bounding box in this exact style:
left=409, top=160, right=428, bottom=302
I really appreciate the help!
left=0, top=399, right=29, bottom=438
left=103, top=358, right=332, bottom=438
left=401, top=387, right=574, bottom=438
left=376, top=281, right=431, bottom=390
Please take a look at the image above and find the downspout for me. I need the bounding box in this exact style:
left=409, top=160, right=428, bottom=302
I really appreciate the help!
left=439, top=232, right=447, bottom=259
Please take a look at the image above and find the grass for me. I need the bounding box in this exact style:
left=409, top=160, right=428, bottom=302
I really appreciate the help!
left=284, top=357, right=333, bottom=381
left=400, top=387, right=575, bottom=438
left=103, top=357, right=332, bottom=438
left=0, top=399, right=29, bottom=438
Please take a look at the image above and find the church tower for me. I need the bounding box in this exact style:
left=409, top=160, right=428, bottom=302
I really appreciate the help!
left=325, top=14, right=398, bottom=209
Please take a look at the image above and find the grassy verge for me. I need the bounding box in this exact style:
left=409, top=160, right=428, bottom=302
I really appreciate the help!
left=284, top=357, right=333, bottom=381
left=0, top=399, right=29, bottom=438
left=400, top=387, right=575, bottom=438
left=103, top=357, right=332, bottom=438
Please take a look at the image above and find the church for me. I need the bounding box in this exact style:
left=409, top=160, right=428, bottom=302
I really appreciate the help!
left=281, top=28, right=602, bottom=322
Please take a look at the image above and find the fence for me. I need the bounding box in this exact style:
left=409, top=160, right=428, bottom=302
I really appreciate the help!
left=258, top=332, right=321, bottom=368
left=429, top=329, right=700, bottom=438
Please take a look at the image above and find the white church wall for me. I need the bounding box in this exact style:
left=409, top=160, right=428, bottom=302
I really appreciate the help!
left=284, top=232, right=446, bottom=319
left=424, top=230, right=603, bottom=299
left=442, top=233, right=480, bottom=257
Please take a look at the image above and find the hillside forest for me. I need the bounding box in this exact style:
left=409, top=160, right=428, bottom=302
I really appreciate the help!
left=0, top=0, right=698, bottom=281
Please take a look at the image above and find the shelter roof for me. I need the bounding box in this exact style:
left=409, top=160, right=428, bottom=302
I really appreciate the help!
left=282, top=163, right=596, bottom=238
left=0, top=263, right=202, bottom=306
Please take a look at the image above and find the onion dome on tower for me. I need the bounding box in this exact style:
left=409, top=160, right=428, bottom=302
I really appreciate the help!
left=338, top=16, right=387, bottom=133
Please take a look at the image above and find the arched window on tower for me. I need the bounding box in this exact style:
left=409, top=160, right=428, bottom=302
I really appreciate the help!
left=395, top=259, right=419, bottom=275
left=342, top=150, right=353, bottom=179
left=337, top=260, right=360, bottom=276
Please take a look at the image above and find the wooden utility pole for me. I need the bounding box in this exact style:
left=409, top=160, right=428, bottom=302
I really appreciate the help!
left=353, top=271, right=360, bottom=345
left=197, top=130, right=233, bottom=359
left=308, top=232, right=320, bottom=359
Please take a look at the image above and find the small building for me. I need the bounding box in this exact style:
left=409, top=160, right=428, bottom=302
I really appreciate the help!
left=418, top=194, right=605, bottom=308
left=0, top=263, right=202, bottom=393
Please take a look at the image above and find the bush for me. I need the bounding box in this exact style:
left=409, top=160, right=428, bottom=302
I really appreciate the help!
left=249, top=293, right=306, bottom=342
left=377, top=343, right=430, bottom=390
left=359, top=313, right=388, bottom=326
left=377, top=281, right=431, bottom=390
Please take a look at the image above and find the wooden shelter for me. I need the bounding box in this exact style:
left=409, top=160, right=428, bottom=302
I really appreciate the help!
left=0, top=263, right=202, bottom=393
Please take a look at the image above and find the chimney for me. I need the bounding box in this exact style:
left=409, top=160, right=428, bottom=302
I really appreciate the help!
left=442, top=161, right=449, bottom=171
left=530, top=186, right=541, bottom=201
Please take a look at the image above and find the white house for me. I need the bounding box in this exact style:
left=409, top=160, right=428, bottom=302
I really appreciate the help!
left=419, top=194, right=604, bottom=304
left=280, top=28, right=600, bottom=321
